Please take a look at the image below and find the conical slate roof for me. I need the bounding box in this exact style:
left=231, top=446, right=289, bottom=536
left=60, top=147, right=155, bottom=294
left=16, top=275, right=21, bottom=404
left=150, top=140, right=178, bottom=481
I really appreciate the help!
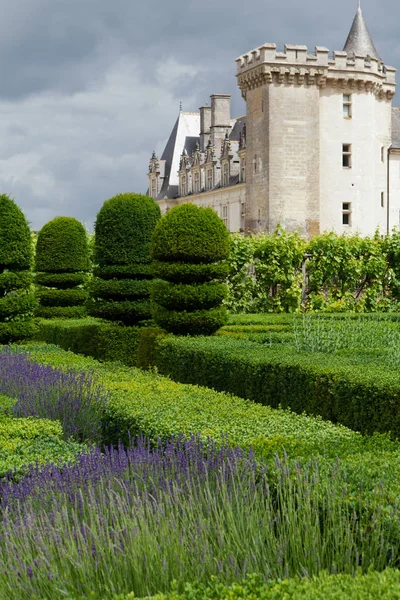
left=343, top=4, right=381, bottom=60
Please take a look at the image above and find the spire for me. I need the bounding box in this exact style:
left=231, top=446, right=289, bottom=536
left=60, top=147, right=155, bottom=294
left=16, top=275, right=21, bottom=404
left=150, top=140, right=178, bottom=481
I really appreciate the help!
left=343, top=3, right=381, bottom=61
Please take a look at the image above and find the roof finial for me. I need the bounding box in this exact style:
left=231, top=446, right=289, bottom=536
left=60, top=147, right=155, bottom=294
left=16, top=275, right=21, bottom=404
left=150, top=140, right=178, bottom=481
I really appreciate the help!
left=179, top=101, right=182, bottom=113
left=358, top=0, right=361, bottom=10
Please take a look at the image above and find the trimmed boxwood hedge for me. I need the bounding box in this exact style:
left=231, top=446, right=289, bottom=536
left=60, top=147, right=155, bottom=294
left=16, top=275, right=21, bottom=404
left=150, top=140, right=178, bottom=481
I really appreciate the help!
left=0, top=194, right=37, bottom=343
left=151, top=205, right=230, bottom=335
left=88, top=193, right=161, bottom=326
left=35, top=217, right=90, bottom=319
left=36, top=318, right=141, bottom=365
left=151, top=260, right=230, bottom=283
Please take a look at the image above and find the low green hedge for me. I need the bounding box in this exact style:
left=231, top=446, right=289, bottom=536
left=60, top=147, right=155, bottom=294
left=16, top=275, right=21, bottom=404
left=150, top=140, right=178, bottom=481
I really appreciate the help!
left=0, top=294, right=37, bottom=321
left=35, top=318, right=140, bottom=365
left=153, top=335, right=400, bottom=438
left=15, top=344, right=380, bottom=459
left=0, top=409, right=84, bottom=479
left=118, top=570, right=400, bottom=600
left=0, top=321, right=38, bottom=344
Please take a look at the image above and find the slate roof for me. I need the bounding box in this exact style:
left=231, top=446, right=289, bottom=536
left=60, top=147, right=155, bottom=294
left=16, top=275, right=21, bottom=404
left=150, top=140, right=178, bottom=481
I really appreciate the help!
left=343, top=5, right=381, bottom=60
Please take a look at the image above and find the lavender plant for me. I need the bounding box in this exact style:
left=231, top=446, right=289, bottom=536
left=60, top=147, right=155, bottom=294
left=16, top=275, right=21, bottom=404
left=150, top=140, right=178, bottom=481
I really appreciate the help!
left=0, top=437, right=398, bottom=600
left=0, top=348, right=109, bottom=444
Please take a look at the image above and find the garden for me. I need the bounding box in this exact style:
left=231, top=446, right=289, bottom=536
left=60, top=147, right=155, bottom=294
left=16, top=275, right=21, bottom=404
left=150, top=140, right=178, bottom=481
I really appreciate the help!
left=2, top=191, right=400, bottom=598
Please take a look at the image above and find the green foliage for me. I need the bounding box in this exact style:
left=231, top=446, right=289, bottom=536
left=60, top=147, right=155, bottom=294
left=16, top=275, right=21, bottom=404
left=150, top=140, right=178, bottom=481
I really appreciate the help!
left=35, top=306, right=88, bottom=319
left=120, top=570, right=400, bottom=600
left=0, top=195, right=36, bottom=342
left=151, top=205, right=229, bottom=335
left=152, top=305, right=227, bottom=336
left=87, top=298, right=152, bottom=325
left=35, top=272, right=88, bottom=288
left=93, top=264, right=153, bottom=280
left=35, top=217, right=90, bottom=320
left=36, top=318, right=141, bottom=366
left=35, top=217, right=90, bottom=273
left=151, top=260, right=229, bottom=283
left=152, top=204, right=230, bottom=264
left=225, top=229, right=400, bottom=314
left=137, top=327, right=168, bottom=370
left=94, top=193, right=161, bottom=266
left=0, top=413, right=84, bottom=479
left=89, top=278, right=152, bottom=300
left=0, top=194, right=32, bottom=270
left=152, top=281, right=227, bottom=311
left=36, top=288, right=88, bottom=307
left=90, top=193, right=160, bottom=326
left=0, top=271, right=32, bottom=295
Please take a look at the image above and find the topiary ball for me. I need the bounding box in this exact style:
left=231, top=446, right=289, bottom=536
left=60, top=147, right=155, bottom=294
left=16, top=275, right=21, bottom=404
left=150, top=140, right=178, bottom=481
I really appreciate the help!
left=151, top=204, right=230, bottom=264
left=35, top=217, right=90, bottom=273
left=94, top=193, right=161, bottom=266
left=0, top=194, right=32, bottom=270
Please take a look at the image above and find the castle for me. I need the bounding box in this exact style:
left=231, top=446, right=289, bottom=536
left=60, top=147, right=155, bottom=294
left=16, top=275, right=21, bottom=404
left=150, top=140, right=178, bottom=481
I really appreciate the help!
left=148, top=3, right=400, bottom=238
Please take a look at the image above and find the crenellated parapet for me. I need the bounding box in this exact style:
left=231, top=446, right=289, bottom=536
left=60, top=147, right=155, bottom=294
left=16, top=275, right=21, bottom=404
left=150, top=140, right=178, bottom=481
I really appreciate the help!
left=236, top=43, right=396, bottom=100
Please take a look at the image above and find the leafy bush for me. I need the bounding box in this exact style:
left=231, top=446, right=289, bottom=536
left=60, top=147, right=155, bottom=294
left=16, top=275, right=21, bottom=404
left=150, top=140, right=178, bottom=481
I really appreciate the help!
left=151, top=205, right=229, bottom=335
left=151, top=204, right=230, bottom=264
left=0, top=194, right=37, bottom=342
left=35, top=217, right=90, bottom=319
left=122, top=570, right=400, bottom=600
left=88, top=193, right=161, bottom=325
left=0, top=413, right=84, bottom=479
left=36, top=318, right=141, bottom=365
left=35, top=216, right=90, bottom=273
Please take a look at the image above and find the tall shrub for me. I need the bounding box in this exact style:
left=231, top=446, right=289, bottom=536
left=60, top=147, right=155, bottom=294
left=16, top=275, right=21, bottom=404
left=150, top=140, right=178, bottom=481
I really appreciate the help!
left=35, top=217, right=90, bottom=319
left=88, top=193, right=161, bottom=325
left=0, top=194, right=37, bottom=342
left=151, top=204, right=230, bottom=335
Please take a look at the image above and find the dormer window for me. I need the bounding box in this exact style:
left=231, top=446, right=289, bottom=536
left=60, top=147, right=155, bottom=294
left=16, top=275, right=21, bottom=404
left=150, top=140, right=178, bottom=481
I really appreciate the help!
left=181, top=174, right=187, bottom=197
left=193, top=171, right=200, bottom=194
left=150, top=178, right=157, bottom=198
left=207, top=168, right=213, bottom=190
left=222, top=163, right=229, bottom=187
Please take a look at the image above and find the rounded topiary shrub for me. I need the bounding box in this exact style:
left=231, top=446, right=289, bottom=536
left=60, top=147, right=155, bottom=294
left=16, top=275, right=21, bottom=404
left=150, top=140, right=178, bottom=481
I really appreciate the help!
left=151, top=204, right=230, bottom=335
left=87, top=193, right=161, bottom=325
left=0, top=194, right=37, bottom=342
left=35, top=217, right=90, bottom=319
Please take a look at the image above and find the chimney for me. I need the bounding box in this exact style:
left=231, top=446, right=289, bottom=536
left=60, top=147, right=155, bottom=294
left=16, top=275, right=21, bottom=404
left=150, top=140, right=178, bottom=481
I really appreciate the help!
left=199, top=105, right=212, bottom=151
left=210, top=94, right=231, bottom=150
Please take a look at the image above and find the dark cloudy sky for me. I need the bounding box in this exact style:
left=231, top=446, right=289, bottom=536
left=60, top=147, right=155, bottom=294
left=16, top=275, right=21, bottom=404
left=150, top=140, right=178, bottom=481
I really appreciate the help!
left=0, top=0, right=397, bottom=231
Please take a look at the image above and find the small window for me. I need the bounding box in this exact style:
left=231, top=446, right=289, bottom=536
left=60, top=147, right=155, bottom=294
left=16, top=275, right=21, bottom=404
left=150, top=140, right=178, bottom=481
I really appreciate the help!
left=207, top=168, right=213, bottom=190
left=342, top=144, right=352, bottom=168
left=342, top=202, right=351, bottom=226
left=381, top=192, right=385, bottom=207
left=381, top=147, right=385, bottom=163
left=343, top=94, right=352, bottom=118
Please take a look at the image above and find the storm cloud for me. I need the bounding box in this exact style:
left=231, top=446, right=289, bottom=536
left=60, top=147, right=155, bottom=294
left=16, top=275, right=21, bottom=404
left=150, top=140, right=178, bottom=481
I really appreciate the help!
left=0, top=0, right=397, bottom=230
